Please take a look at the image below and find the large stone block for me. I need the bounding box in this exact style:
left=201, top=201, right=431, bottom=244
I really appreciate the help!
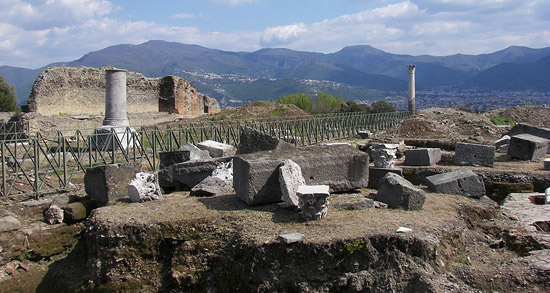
left=84, top=163, right=141, bottom=205
left=159, top=150, right=192, bottom=168
left=404, top=148, right=441, bottom=166
left=508, top=123, right=550, bottom=153
left=237, top=126, right=295, bottom=155
left=454, top=142, right=495, bottom=167
left=233, top=145, right=369, bottom=205
left=508, top=134, right=550, bottom=161
left=158, top=157, right=232, bottom=191
left=368, top=167, right=402, bottom=189
left=425, top=169, right=485, bottom=198
left=197, top=140, right=235, bottom=158
left=376, top=173, right=426, bottom=210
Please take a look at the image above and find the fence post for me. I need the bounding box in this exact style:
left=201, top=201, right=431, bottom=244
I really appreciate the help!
left=1, top=142, right=6, bottom=197
left=62, top=136, right=67, bottom=187
left=33, top=137, right=40, bottom=199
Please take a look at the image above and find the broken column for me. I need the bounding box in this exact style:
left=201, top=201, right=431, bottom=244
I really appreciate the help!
left=408, top=65, right=416, bottom=113
left=94, top=68, right=136, bottom=150
left=127, top=172, right=163, bottom=203
left=297, top=185, right=330, bottom=221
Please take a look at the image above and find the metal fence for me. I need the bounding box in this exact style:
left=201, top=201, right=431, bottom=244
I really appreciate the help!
left=0, top=111, right=412, bottom=198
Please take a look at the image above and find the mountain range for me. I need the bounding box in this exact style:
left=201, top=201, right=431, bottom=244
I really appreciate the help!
left=1, top=40, right=550, bottom=106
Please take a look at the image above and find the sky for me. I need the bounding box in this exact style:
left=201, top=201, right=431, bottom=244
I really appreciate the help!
left=1, top=0, right=550, bottom=69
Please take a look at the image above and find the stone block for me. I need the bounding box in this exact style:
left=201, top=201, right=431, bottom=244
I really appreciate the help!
left=62, top=200, right=96, bottom=223
left=237, top=127, right=295, bottom=155
left=368, top=167, right=403, bottom=189
left=404, top=148, right=441, bottom=166
left=197, top=140, right=235, bottom=158
left=508, top=134, right=550, bottom=161
left=425, top=169, right=485, bottom=198
left=159, top=150, right=191, bottom=168
left=279, top=159, right=305, bottom=207
left=376, top=173, right=425, bottom=210
left=190, top=176, right=234, bottom=197
left=508, top=123, right=550, bottom=153
left=84, top=163, right=141, bottom=206
left=454, top=142, right=495, bottom=167
left=180, top=143, right=211, bottom=160
left=333, top=198, right=375, bottom=210
left=159, top=157, right=232, bottom=191
left=278, top=233, right=304, bottom=244
left=233, top=145, right=369, bottom=205
left=297, top=185, right=330, bottom=221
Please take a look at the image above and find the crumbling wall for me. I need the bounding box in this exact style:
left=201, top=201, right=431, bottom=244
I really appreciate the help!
left=28, top=66, right=220, bottom=116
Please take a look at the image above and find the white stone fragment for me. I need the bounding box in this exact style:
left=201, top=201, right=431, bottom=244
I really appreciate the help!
left=127, top=172, right=163, bottom=203
left=278, top=233, right=304, bottom=244
left=44, top=205, right=64, bottom=224
left=372, top=143, right=399, bottom=168
left=197, top=140, right=235, bottom=158
left=396, top=227, right=413, bottom=233
left=279, top=159, right=306, bottom=208
left=212, top=160, right=233, bottom=181
left=297, top=185, right=330, bottom=221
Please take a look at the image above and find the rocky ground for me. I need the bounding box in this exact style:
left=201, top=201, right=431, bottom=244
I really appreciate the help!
left=1, top=105, right=550, bottom=291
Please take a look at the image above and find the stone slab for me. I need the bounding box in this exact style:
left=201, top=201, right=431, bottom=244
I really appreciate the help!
left=190, top=176, right=234, bottom=197
left=233, top=145, right=369, bottom=205
left=237, top=126, right=295, bottom=155
left=278, top=233, right=304, bottom=244
left=404, top=148, right=441, bottom=166
left=454, top=142, right=495, bottom=167
left=180, top=143, right=211, bottom=160
left=159, top=150, right=191, bottom=168
left=84, top=163, right=141, bottom=206
left=159, top=157, right=232, bottom=191
left=368, top=167, right=403, bottom=189
left=508, top=134, right=550, bottom=161
left=197, top=140, right=235, bottom=158
left=425, top=169, right=485, bottom=198
left=279, top=159, right=305, bottom=207
left=376, top=173, right=425, bottom=210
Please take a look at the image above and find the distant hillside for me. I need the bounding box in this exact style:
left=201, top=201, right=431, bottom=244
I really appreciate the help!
left=1, top=40, right=550, bottom=107
left=462, top=55, right=550, bottom=91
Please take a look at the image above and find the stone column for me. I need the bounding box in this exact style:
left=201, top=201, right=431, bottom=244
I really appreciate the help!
left=408, top=65, right=416, bottom=113
left=103, top=69, right=129, bottom=127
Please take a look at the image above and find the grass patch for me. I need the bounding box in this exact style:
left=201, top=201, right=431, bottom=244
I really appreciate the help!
left=488, top=115, right=515, bottom=126
left=272, top=107, right=290, bottom=115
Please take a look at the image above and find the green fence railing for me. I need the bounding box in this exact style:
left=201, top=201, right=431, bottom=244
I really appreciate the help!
left=0, top=111, right=412, bottom=198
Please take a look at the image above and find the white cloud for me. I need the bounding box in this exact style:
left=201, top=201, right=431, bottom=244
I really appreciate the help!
left=260, top=23, right=307, bottom=47
left=172, top=13, right=198, bottom=19
left=210, top=0, right=259, bottom=6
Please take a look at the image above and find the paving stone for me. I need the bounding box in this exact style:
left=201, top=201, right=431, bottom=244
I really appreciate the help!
left=425, top=169, right=485, bottom=198
left=454, top=142, right=495, bottom=167
left=84, top=163, right=141, bottom=206
left=508, top=134, right=550, bottom=161
left=404, top=148, right=442, bottom=166
left=376, top=173, right=426, bottom=210
left=233, top=145, right=369, bottom=205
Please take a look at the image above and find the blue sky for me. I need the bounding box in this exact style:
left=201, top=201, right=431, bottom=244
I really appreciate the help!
left=1, top=0, right=550, bottom=69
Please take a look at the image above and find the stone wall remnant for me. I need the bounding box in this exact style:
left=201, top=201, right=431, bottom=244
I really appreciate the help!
left=27, top=66, right=220, bottom=117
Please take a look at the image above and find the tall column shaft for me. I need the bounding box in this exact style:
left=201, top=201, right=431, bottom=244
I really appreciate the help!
left=408, top=65, right=416, bottom=113
left=103, top=69, right=129, bottom=126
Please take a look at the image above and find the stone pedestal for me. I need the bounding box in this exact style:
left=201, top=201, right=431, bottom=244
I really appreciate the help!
left=297, top=185, right=330, bottom=221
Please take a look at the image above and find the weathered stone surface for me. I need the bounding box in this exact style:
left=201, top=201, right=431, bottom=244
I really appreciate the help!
left=0, top=216, right=21, bottom=232
left=159, top=157, right=232, bottom=191
left=44, top=205, right=64, bottom=225
left=233, top=145, right=369, bottom=205
left=180, top=143, right=211, bottom=160
left=237, top=127, right=295, bottom=154
left=508, top=123, right=550, bottom=153
left=495, top=135, right=510, bottom=153
left=198, top=140, right=235, bottom=158
left=63, top=200, right=96, bottom=223
left=404, top=148, right=441, bottom=166
left=128, top=172, right=163, bottom=203
left=278, top=233, right=304, bottom=244
left=368, top=167, right=403, bottom=189
left=279, top=159, right=306, bottom=207
left=376, top=173, right=426, bottom=210
left=92, top=126, right=137, bottom=151
left=190, top=176, right=235, bottom=197
left=508, top=134, right=550, bottom=161
left=333, top=198, right=375, bottom=210
left=159, top=151, right=192, bottom=167
left=372, top=143, right=398, bottom=168
left=84, top=163, right=141, bottom=205
left=297, top=185, right=330, bottom=221
left=454, top=142, right=495, bottom=167
left=425, top=169, right=485, bottom=198
left=28, top=66, right=220, bottom=116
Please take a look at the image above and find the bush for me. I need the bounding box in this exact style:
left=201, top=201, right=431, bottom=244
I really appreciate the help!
left=488, top=115, right=515, bottom=126
left=0, top=75, right=17, bottom=112
left=277, top=93, right=312, bottom=112
left=370, top=100, right=395, bottom=113
left=310, top=92, right=344, bottom=114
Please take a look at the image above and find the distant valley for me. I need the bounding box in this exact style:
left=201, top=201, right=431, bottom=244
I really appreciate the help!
left=1, top=40, right=550, bottom=109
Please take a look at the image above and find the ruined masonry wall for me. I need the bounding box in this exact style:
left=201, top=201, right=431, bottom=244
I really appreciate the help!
left=28, top=66, right=220, bottom=116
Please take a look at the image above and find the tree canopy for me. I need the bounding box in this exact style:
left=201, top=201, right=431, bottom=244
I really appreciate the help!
left=0, top=75, right=17, bottom=112
left=276, top=92, right=395, bottom=115
left=277, top=93, right=312, bottom=111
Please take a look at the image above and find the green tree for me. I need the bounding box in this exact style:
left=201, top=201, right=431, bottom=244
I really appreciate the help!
left=0, top=75, right=17, bottom=112
left=311, top=92, right=344, bottom=114
left=277, top=93, right=312, bottom=112
left=370, top=100, right=395, bottom=113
